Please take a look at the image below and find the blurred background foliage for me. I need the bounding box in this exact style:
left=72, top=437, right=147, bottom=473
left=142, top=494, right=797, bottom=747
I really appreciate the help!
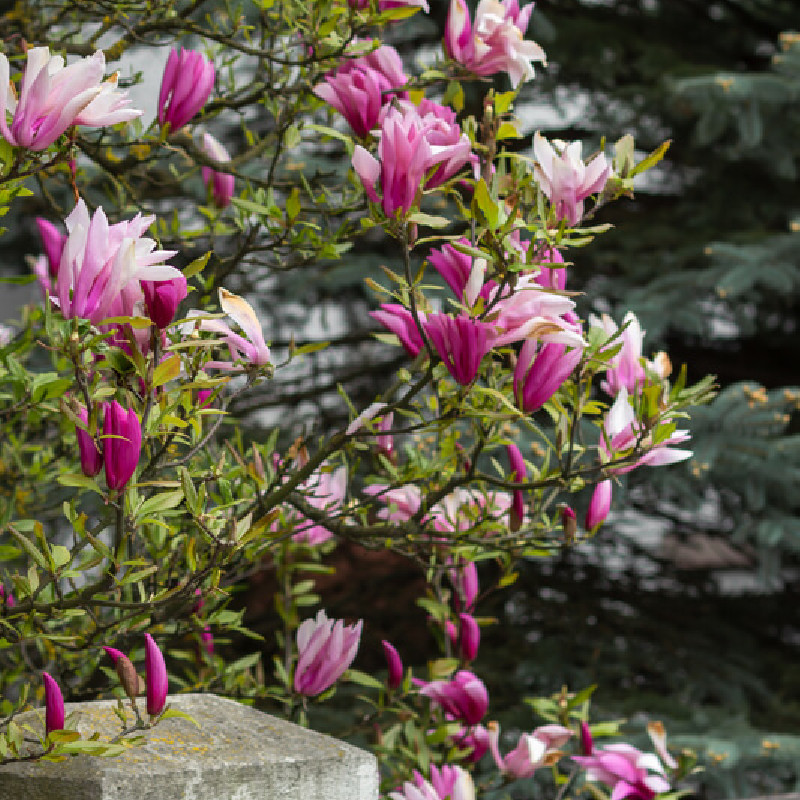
left=0, top=0, right=798, bottom=796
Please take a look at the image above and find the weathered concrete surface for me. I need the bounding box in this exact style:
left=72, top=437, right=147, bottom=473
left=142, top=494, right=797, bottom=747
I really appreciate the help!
left=0, top=693, right=378, bottom=800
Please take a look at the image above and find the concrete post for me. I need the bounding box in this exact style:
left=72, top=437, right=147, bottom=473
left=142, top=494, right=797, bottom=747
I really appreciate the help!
left=0, top=693, right=379, bottom=800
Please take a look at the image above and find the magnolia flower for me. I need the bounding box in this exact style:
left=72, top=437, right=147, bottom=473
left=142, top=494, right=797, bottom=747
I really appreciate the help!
left=364, top=483, right=422, bottom=523
left=514, top=340, right=583, bottom=413
left=43, top=672, right=65, bottom=736
left=353, top=103, right=470, bottom=218
left=76, top=405, right=102, bottom=478
left=158, top=48, right=215, bottom=130
left=445, top=0, right=546, bottom=88
left=294, top=610, right=362, bottom=696
left=198, top=288, right=272, bottom=369
left=200, top=132, right=235, bottom=208
left=0, top=47, right=141, bottom=151
left=314, top=45, right=408, bottom=139
left=423, top=313, right=493, bottom=385
left=102, top=401, right=142, bottom=492
left=488, top=276, right=584, bottom=348
left=142, top=274, right=188, bottom=329
left=506, top=443, right=527, bottom=529
left=452, top=724, right=491, bottom=762
left=292, top=465, right=347, bottom=546
left=370, top=303, right=425, bottom=358
left=585, top=479, right=612, bottom=531
left=489, top=722, right=573, bottom=779
left=50, top=200, right=179, bottom=326
left=448, top=558, right=479, bottom=612
left=533, top=133, right=611, bottom=226
left=419, top=670, right=489, bottom=725
left=602, top=387, right=692, bottom=474
left=458, top=613, right=480, bottom=661
left=391, top=765, right=475, bottom=800
left=144, top=634, right=168, bottom=717
left=573, top=742, right=671, bottom=800
left=382, top=640, right=404, bottom=690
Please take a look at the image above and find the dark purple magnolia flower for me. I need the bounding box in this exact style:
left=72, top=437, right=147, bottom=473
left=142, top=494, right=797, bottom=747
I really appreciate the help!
left=102, top=401, right=142, bottom=492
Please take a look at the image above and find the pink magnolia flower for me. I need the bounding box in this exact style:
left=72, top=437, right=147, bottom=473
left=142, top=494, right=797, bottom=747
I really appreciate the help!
left=647, top=722, right=678, bottom=770
left=392, top=765, right=475, bottom=800
left=506, top=443, right=527, bottom=529
left=353, top=103, right=470, bottom=217
left=585, top=479, right=612, bottom=531
left=532, top=246, right=568, bottom=291
left=0, top=47, right=141, bottom=151
left=448, top=558, right=478, bottom=612
left=292, top=465, right=347, bottom=546
left=423, top=313, right=493, bottom=385
left=33, top=218, right=66, bottom=293
left=602, top=387, right=692, bottom=474
left=514, top=340, right=583, bottom=413
left=458, top=613, right=480, bottom=661
left=591, top=312, right=671, bottom=398
left=200, top=132, right=234, bottom=208
left=158, top=48, right=215, bottom=131
left=364, top=483, right=422, bottom=523
left=198, top=288, right=272, bottom=369
left=419, top=670, right=489, bottom=725
left=370, top=303, right=425, bottom=358
left=144, top=633, right=168, bottom=717
left=488, top=276, right=583, bottom=348
left=533, top=133, right=611, bottom=226
left=50, top=200, right=179, bottom=326
left=382, top=640, right=404, bottom=689
left=0, top=585, right=15, bottom=608
left=314, top=45, right=408, bottom=139
left=445, top=0, right=546, bottom=88
left=489, top=721, right=573, bottom=778
left=76, top=405, right=102, bottom=477
left=42, top=672, right=65, bottom=736
left=385, top=98, right=472, bottom=188
left=294, top=610, right=362, bottom=696
left=452, top=724, right=491, bottom=762
left=102, top=400, right=142, bottom=492
left=141, top=273, right=188, bottom=329
left=426, top=765, right=475, bottom=800
left=573, top=743, right=671, bottom=800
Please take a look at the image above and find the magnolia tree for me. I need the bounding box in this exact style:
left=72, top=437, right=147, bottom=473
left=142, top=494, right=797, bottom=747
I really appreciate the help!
left=0, top=0, right=714, bottom=796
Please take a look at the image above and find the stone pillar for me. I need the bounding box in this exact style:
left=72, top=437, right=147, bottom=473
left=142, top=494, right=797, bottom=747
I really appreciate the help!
left=0, top=693, right=379, bottom=800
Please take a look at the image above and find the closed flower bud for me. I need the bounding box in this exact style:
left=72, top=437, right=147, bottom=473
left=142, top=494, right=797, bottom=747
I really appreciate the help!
left=458, top=613, right=480, bottom=661
left=585, top=480, right=612, bottom=531
left=144, top=633, right=168, bottom=717
left=102, top=401, right=142, bottom=492
left=103, top=646, right=140, bottom=701
left=141, top=274, right=188, bottom=329
left=382, top=640, right=403, bottom=690
left=201, top=133, right=235, bottom=208
left=560, top=504, right=577, bottom=543
left=43, top=672, right=65, bottom=736
left=76, top=406, right=102, bottom=477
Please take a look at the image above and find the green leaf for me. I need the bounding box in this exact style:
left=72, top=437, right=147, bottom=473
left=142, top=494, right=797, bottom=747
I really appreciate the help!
left=50, top=545, right=71, bottom=569
left=137, top=491, right=184, bottom=518
left=631, top=139, right=671, bottom=177
left=156, top=707, right=200, bottom=727
left=152, top=355, right=181, bottom=388
left=183, top=252, right=211, bottom=279
left=343, top=668, right=385, bottom=690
